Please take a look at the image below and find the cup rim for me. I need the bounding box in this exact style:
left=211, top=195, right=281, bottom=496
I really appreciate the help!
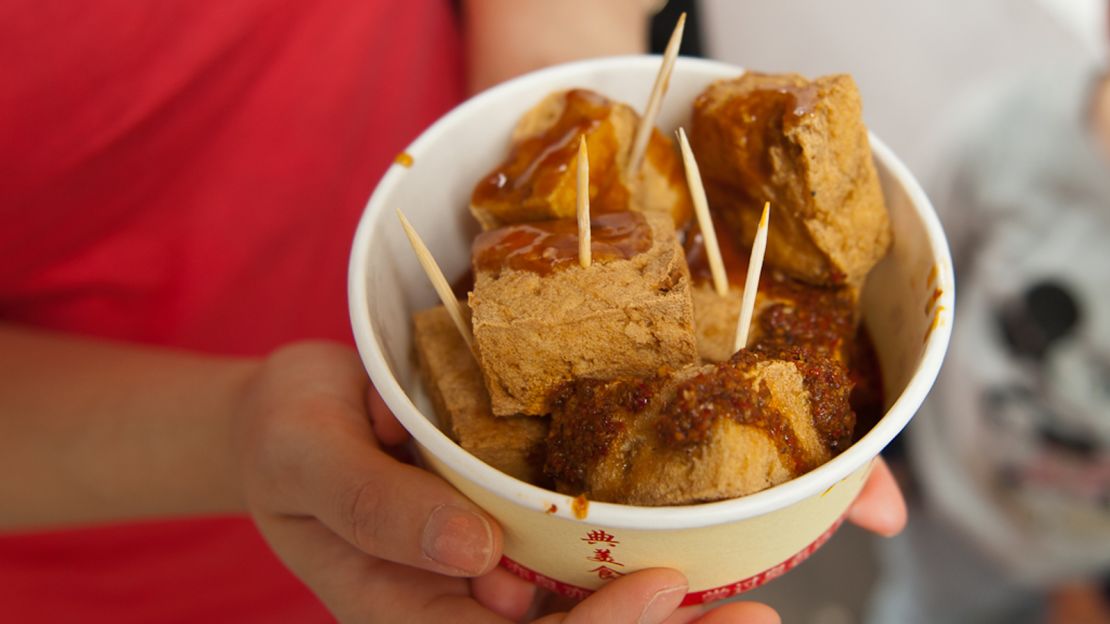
left=348, top=55, right=955, bottom=529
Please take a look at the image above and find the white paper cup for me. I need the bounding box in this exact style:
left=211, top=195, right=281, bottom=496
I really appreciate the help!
left=348, top=56, right=953, bottom=604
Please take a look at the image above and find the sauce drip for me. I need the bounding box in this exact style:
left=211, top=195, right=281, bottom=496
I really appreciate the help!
left=685, top=218, right=750, bottom=287
left=471, top=89, right=630, bottom=225
left=472, top=211, right=651, bottom=276
left=393, top=152, right=414, bottom=168
left=544, top=375, right=654, bottom=491
left=571, top=494, right=589, bottom=519
left=653, top=345, right=851, bottom=474
left=685, top=216, right=884, bottom=438
left=644, top=128, right=687, bottom=186
left=715, top=77, right=817, bottom=193
left=690, top=74, right=820, bottom=228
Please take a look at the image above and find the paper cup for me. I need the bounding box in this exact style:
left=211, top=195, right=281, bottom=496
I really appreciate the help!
left=348, top=56, right=953, bottom=605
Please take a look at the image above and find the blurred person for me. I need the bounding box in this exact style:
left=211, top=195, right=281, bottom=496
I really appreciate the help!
left=0, top=1, right=906, bottom=622
left=866, top=15, right=1110, bottom=624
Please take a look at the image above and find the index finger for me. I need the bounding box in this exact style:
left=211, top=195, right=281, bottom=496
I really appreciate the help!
left=846, top=457, right=907, bottom=537
left=369, top=385, right=409, bottom=446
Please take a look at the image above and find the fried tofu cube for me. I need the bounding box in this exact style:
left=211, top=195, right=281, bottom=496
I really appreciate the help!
left=545, top=346, right=855, bottom=506
left=690, top=72, right=891, bottom=286
left=470, top=89, right=691, bottom=230
left=690, top=273, right=859, bottom=365
left=413, top=305, right=547, bottom=483
left=469, top=210, right=699, bottom=416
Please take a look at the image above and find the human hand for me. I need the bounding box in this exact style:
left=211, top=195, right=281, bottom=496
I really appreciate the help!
left=235, top=341, right=904, bottom=622
left=845, top=457, right=908, bottom=537
left=233, top=342, right=782, bottom=623
left=235, top=341, right=505, bottom=621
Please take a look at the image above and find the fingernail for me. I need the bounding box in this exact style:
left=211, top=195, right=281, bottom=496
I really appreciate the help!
left=421, top=504, right=493, bottom=575
left=639, top=584, right=687, bottom=624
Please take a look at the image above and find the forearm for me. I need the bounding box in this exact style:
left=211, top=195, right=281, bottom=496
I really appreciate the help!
left=0, top=323, right=257, bottom=530
left=463, top=0, right=653, bottom=94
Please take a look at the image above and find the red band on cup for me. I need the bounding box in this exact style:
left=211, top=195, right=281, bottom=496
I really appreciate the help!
left=498, top=515, right=846, bottom=606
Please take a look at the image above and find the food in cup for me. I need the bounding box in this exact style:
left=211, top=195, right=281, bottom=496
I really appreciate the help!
left=545, top=343, right=853, bottom=505
left=469, top=209, right=699, bottom=417
left=351, top=55, right=953, bottom=600
left=686, top=220, right=887, bottom=437
left=469, top=89, right=692, bottom=230
left=412, top=69, right=892, bottom=505
left=689, top=72, right=890, bottom=287
left=413, top=305, right=548, bottom=483
left=684, top=71, right=889, bottom=432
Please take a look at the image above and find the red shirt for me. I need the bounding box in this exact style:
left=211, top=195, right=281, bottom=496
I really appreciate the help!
left=0, top=1, right=464, bottom=621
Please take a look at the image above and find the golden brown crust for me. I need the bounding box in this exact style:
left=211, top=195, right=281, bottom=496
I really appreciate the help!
left=470, top=210, right=699, bottom=417
left=690, top=72, right=891, bottom=286
left=413, top=305, right=548, bottom=483
left=469, top=89, right=691, bottom=230
left=544, top=346, right=854, bottom=505
left=690, top=274, right=859, bottom=364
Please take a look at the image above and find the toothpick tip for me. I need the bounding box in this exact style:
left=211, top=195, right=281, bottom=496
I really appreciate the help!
left=628, top=12, right=686, bottom=174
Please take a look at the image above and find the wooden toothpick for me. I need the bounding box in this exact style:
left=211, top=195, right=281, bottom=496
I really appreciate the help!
left=396, top=209, right=475, bottom=352
left=734, top=202, right=771, bottom=352
left=676, top=127, right=727, bottom=296
left=628, top=11, right=686, bottom=174
left=577, top=135, right=591, bottom=268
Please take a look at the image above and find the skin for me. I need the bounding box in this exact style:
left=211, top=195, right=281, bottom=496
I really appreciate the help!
left=463, top=0, right=655, bottom=94
left=0, top=332, right=905, bottom=623
left=0, top=3, right=908, bottom=622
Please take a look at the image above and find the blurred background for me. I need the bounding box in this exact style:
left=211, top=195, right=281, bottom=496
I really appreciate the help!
left=659, top=0, right=1110, bottom=622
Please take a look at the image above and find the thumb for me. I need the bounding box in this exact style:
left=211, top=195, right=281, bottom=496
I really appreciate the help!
left=242, top=343, right=501, bottom=578
left=536, top=568, right=688, bottom=624
left=287, top=408, right=502, bottom=577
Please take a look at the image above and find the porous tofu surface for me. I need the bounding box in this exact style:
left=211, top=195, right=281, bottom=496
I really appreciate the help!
left=470, top=89, right=691, bottom=230
left=469, top=210, right=699, bottom=416
left=690, top=72, right=891, bottom=286
left=544, top=346, right=855, bottom=506
left=413, top=305, right=548, bottom=483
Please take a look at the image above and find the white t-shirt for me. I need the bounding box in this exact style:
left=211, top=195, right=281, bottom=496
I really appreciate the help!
left=912, top=63, right=1110, bottom=585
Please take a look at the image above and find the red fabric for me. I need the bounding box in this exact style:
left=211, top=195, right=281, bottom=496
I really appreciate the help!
left=0, top=1, right=464, bottom=621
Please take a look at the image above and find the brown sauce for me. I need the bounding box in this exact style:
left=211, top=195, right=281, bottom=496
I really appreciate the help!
left=752, top=345, right=855, bottom=455
left=645, top=128, right=687, bottom=187
left=572, top=494, right=589, bottom=519
left=450, top=269, right=474, bottom=299
left=643, top=129, right=694, bottom=227
left=847, top=326, right=884, bottom=440
left=472, top=211, right=651, bottom=277
left=657, top=358, right=778, bottom=444
left=702, top=76, right=817, bottom=196
left=471, top=89, right=631, bottom=224
left=544, top=375, right=657, bottom=491
left=926, top=287, right=943, bottom=314
left=686, top=217, right=884, bottom=444
left=684, top=218, right=750, bottom=288
left=757, top=296, right=854, bottom=359
left=655, top=347, right=850, bottom=474
left=544, top=344, right=856, bottom=493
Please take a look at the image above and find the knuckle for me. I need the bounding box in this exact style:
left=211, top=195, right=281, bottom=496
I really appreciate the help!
left=340, top=478, right=391, bottom=554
